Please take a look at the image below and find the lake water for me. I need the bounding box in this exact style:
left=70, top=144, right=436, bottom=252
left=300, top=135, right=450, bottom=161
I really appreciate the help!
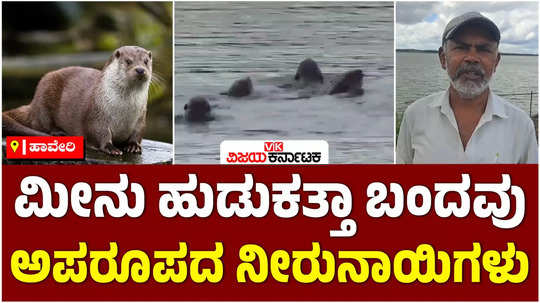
left=174, top=2, right=394, bottom=164
left=396, top=52, right=539, bottom=122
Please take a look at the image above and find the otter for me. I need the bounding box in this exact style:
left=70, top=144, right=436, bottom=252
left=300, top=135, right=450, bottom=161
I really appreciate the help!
left=295, top=58, right=324, bottom=85
left=222, top=58, right=364, bottom=99
left=329, top=69, right=364, bottom=96
left=227, top=76, right=253, bottom=97
left=2, top=46, right=152, bottom=155
left=184, top=96, right=213, bottom=122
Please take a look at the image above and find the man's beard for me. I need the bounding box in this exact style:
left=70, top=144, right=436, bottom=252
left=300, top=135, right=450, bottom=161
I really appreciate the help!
left=447, top=62, right=491, bottom=99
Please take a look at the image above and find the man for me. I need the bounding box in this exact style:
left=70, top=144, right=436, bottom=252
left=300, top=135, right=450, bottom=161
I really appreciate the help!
left=397, top=12, right=538, bottom=163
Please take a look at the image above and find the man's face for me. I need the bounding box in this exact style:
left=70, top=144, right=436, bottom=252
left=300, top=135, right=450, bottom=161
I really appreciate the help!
left=439, top=27, right=501, bottom=99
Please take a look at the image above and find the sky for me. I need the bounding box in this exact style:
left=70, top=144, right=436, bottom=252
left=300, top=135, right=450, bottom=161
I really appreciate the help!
left=396, top=2, right=539, bottom=54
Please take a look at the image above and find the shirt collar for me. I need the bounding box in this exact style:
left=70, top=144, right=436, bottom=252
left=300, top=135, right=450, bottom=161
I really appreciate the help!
left=488, top=91, right=508, bottom=119
left=428, top=88, right=508, bottom=119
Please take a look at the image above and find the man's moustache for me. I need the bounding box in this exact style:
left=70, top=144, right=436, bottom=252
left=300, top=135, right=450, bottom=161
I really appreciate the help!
left=455, top=64, right=486, bottom=79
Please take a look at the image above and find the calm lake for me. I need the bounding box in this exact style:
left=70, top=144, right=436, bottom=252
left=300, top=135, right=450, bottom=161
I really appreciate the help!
left=396, top=51, right=539, bottom=123
left=174, top=2, right=394, bottom=164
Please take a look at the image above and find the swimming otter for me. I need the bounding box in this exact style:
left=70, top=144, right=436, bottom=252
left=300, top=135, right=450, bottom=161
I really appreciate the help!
left=295, top=58, right=324, bottom=85
left=227, top=76, right=253, bottom=97
left=2, top=46, right=152, bottom=155
left=329, top=69, right=364, bottom=96
left=184, top=96, right=213, bottom=122
left=222, top=58, right=364, bottom=99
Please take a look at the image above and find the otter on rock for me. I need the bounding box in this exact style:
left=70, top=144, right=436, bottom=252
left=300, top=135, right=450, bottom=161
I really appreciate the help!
left=2, top=46, right=152, bottom=155
left=184, top=96, right=213, bottom=122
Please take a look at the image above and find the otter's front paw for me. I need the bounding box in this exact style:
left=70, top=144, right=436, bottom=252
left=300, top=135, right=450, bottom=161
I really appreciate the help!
left=123, top=142, right=142, bottom=154
left=103, top=142, right=123, bottom=156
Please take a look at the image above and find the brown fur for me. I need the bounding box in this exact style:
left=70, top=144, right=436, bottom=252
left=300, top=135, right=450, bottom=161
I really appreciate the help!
left=2, top=46, right=152, bottom=155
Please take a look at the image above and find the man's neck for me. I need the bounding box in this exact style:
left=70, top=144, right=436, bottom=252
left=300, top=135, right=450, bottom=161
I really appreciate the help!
left=448, top=86, right=489, bottom=114
left=448, top=86, right=490, bottom=150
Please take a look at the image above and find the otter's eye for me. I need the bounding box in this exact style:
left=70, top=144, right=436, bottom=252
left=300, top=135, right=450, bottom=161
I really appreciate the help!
left=144, top=59, right=148, bottom=66
left=125, top=59, right=132, bottom=65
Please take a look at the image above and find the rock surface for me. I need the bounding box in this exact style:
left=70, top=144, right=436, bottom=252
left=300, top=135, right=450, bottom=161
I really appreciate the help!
left=2, top=138, right=173, bottom=164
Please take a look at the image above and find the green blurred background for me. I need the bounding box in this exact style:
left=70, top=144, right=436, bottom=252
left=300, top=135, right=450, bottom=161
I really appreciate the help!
left=2, top=2, right=173, bottom=143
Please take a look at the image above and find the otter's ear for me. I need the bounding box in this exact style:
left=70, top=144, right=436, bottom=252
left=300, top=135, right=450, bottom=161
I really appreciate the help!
left=115, top=50, right=121, bottom=59
left=148, top=51, right=152, bottom=59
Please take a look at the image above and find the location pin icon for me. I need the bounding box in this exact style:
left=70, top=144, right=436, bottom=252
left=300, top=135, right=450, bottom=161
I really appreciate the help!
left=10, top=140, right=19, bottom=153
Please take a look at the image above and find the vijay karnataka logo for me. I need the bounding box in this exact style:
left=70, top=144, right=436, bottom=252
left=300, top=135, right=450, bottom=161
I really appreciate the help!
left=264, top=141, right=284, bottom=152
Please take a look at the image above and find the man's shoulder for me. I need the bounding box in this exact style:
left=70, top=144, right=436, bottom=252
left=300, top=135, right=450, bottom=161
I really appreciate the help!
left=404, top=90, right=446, bottom=116
left=492, top=93, right=534, bottom=123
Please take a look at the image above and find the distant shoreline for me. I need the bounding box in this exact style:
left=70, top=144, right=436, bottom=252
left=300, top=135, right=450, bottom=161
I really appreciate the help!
left=396, top=49, right=538, bottom=56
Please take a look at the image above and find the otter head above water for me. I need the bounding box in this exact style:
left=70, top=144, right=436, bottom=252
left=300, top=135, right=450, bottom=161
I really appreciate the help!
left=295, top=58, right=324, bottom=85
left=227, top=76, right=253, bottom=97
left=329, top=69, right=364, bottom=96
left=103, top=46, right=153, bottom=88
left=184, top=96, right=213, bottom=122
left=221, top=59, right=364, bottom=101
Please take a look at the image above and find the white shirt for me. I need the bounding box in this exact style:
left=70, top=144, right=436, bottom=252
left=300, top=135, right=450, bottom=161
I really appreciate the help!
left=397, top=89, right=538, bottom=164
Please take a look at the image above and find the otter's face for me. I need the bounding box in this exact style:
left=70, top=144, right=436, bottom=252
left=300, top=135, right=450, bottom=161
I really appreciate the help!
left=228, top=77, right=253, bottom=97
left=185, top=96, right=212, bottom=122
left=346, top=70, right=363, bottom=86
left=328, top=69, right=364, bottom=95
left=295, top=58, right=324, bottom=84
left=113, top=46, right=153, bottom=86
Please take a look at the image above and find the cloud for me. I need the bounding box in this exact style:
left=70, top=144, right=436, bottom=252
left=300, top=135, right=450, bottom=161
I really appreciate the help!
left=397, top=1, right=539, bottom=54
left=396, top=2, right=439, bottom=24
